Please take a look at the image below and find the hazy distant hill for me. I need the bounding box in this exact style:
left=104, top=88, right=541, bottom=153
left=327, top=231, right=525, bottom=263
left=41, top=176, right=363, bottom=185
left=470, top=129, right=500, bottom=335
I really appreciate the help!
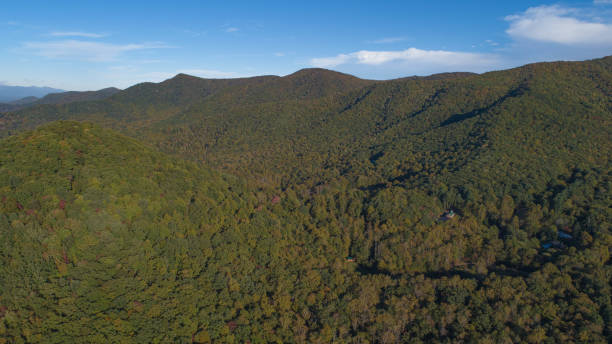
left=6, top=96, right=39, bottom=105
left=0, top=84, right=64, bottom=102
left=0, top=87, right=121, bottom=113
left=0, top=57, right=610, bottom=343
left=35, top=87, right=121, bottom=105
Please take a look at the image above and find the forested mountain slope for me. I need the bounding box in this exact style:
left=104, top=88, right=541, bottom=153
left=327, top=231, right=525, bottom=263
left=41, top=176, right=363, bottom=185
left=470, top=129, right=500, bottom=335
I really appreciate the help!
left=0, top=122, right=347, bottom=342
left=146, top=56, right=611, bottom=196
left=2, top=57, right=609, bottom=191
left=34, top=87, right=121, bottom=106
left=0, top=56, right=611, bottom=343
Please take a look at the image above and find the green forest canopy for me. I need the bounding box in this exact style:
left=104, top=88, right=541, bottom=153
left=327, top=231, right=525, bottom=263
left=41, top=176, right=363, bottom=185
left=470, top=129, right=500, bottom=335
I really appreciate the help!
left=0, top=56, right=611, bottom=343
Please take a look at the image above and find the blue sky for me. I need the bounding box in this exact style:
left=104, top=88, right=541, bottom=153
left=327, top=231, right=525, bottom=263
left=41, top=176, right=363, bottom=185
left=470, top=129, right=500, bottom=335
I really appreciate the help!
left=2, top=0, right=612, bottom=90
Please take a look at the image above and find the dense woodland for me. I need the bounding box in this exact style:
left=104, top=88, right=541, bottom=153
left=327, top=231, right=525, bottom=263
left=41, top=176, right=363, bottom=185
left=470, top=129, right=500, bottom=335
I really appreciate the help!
left=0, top=56, right=611, bottom=343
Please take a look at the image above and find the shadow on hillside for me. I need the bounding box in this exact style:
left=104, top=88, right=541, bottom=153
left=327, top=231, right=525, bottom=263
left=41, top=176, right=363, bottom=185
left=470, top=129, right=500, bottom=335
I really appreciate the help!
left=439, top=82, right=529, bottom=127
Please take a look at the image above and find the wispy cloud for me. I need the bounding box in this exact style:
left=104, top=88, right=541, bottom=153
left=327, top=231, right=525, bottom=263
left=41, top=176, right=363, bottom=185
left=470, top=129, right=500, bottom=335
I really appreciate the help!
left=19, top=40, right=171, bottom=62
left=225, top=27, right=239, bottom=33
left=368, top=37, right=406, bottom=44
left=139, top=59, right=164, bottom=64
left=3, top=21, right=42, bottom=30
left=311, top=48, right=499, bottom=69
left=49, top=31, right=107, bottom=38
left=311, top=54, right=352, bottom=68
left=108, top=65, right=136, bottom=71
left=505, top=5, right=612, bottom=45
left=183, top=29, right=207, bottom=37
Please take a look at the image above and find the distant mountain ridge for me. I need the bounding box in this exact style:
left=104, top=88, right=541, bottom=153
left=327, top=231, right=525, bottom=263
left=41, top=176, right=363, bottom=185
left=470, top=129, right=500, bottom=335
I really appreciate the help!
left=1, top=56, right=609, bottom=192
left=0, top=87, right=121, bottom=112
left=0, top=84, right=64, bottom=102
left=35, top=87, right=121, bottom=105
left=6, top=96, right=39, bottom=105
left=0, top=69, right=472, bottom=115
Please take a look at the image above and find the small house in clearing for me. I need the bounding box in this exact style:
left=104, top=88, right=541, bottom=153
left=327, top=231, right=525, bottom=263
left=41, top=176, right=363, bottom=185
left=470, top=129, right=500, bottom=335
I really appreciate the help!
left=439, top=209, right=456, bottom=221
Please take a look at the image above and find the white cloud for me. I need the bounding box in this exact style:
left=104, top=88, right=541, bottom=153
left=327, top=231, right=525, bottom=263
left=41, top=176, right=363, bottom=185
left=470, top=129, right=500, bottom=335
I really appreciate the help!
left=49, top=31, right=106, bottom=38
left=20, top=40, right=171, bottom=62
left=505, top=5, right=612, bottom=45
left=368, top=37, right=406, bottom=44
left=310, top=48, right=498, bottom=69
left=225, top=27, right=239, bottom=33
left=310, top=54, right=352, bottom=68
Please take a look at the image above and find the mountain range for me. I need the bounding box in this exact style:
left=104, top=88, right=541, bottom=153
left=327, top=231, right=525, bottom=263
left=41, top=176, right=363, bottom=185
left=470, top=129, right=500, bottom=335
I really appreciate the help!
left=0, top=84, right=64, bottom=103
left=0, top=87, right=120, bottom=113
left=0, top=56, right=610, bottom=343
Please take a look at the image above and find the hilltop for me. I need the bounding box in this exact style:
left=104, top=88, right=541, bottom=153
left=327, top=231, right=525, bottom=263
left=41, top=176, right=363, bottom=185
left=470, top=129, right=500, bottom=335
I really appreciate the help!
left=0, top=122, right=281, bottom=342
